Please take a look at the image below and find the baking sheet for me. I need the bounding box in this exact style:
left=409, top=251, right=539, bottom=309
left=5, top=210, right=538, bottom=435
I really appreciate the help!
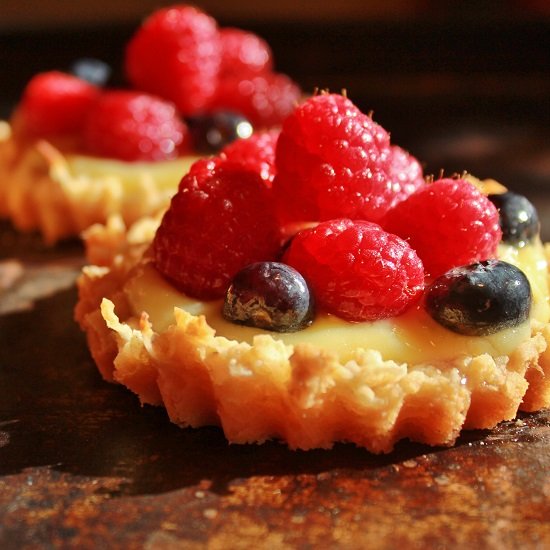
left=0, top=223, right=549, bottom=549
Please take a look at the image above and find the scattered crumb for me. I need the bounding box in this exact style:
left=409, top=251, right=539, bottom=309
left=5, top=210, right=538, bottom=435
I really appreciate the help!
left=0, top=259, right=24, bottom=291
left=203, top=508, right=218, bottom=519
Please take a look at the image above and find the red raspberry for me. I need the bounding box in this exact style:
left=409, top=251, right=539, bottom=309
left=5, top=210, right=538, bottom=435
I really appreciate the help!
left=272, top=93, right=394, bottom=224
left=219, top=28, right=273, bottom=77
left=221, top=129, right=279, bottom=186
left=284, top=219, right=425, bottom=322
left=83, top=91, right=190, bottom=162
left=387, top=145, right=425, bottom=208
left=382, top=178, right=502, bottom=278
left=154, top=157, right=281, bottom=299
left=210, top=72, right=301, bottom=128
left=18, top=71, right=100, bottom=136
left=125, top=5, right=221, bottom=116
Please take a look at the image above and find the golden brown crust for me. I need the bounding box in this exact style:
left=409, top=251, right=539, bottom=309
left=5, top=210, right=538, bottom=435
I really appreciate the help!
left=75, top=220, right=550, bottom=453
left=520, top=243, right=550, bottom=411
left=521, top=323, right=550, bottom=411
left=0, top=124, right=197, bottom=244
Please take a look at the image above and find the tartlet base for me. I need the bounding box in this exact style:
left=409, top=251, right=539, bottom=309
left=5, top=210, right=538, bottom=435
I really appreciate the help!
left=75, top=218, right=550, bottom=453
left=0, top=123, right=196, bottom=244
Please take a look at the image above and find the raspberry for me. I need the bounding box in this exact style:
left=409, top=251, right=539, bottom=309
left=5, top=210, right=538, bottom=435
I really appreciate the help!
left=272, top=93, right=395, bottom=224
left=382, top=178, right=502, bottom=278
left=219, top=28, right=273, bottom=77
left=284, top=219, right=425, bottom=322
left=387, top=145, right=425, bottom=207
left=153, top=157, right=281, bottom=299
left=221, top=129, right=279, bottom=186
left=83, top=91, right=190, bottom=162
left=125, top=5, right=221, bottom=116
left=210, top=72, right=301, bottom=128
left=18, top=71, right=100, bottom=136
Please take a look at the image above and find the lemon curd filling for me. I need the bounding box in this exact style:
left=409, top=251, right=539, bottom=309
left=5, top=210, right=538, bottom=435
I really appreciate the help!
left=55, top=152, right=200, bottom=219
left=123, top=238, right=549, bottom=365
left=63, top=154, right=199, bottom=190
left=497, top=240, right=549, bottom=323
left=44, top=144, right=200, bottom=207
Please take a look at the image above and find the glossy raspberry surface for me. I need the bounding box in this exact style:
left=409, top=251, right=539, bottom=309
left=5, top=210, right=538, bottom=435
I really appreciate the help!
left=221, top=129, right=280, bottom=186
left=125, top=5, right=221, bottom=116
left=272, top=93, right=396, bottom=224
left=284, top=219, right=425, bottom=322
left=386, top=145, right=426, bottom=208
left=153, top=158, right=281, bottom=299
left=382, top=178, right=502, bottom=278
left=219, top=28, right=273, bottom=77
left=19, top=71, right=100, bottom=136
left=210, top=72, right=301, bottom=128
left=83, top=91, right=189, bottom=162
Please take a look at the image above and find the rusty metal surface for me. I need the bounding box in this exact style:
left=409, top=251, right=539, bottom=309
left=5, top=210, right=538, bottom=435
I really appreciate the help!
left=0, top=223, right=549, bottom=550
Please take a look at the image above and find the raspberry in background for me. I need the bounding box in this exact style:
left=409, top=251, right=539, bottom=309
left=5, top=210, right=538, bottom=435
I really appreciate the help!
left=210, top=72, right=301, bottom=128
left=382, top=178, right=502, bottom=278
left=219, top=28, right=273, bottom=77
left=221, top=129, right=280, bottom=186
left=154, top=157, right=281, bottom=299
left=18, top=71, right=100, bottom=137
left=284, top=219, right=425, bottom=322
left=125, top=5, right=221, bottom=116
left=83, top=90, right=190, bottom=162
left=387, top=145, right=426, bottom=207
left=273, top=93, right=395, bottom=224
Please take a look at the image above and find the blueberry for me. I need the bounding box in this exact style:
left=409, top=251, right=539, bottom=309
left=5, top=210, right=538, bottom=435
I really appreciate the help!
left=222, top=262, right=315, bottom=332
left=70, top=58, right=111, bottom=87
left=185, top=111, right=253, bottom=153
left=488, top=191, right=540, bottom=246
left=425, top=260, right=531, bottom=336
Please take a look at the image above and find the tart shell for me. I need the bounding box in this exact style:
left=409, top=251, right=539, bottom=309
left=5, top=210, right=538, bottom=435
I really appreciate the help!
left=75, top=218, right=550, bottom=453
left=0, top=122, right=197, bottom=244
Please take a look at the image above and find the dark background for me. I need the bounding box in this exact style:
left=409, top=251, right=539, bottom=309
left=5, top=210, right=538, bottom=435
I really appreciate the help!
left=1, top=0, right=549, bottom=234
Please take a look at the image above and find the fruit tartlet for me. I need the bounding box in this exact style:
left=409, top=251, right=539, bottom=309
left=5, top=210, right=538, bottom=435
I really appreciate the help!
left=0, top=5, right=300, bottom=244
left=75, top=93, right=550, bottom=453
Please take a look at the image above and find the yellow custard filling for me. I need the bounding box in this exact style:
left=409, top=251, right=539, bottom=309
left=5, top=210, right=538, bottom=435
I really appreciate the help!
left=42, top=141, right=201, bottom=203
left=62, top=154, right=200, bottom=190
left=123, top=239, right=549, bottom=365
left=53, top=152, right=201, bottom=222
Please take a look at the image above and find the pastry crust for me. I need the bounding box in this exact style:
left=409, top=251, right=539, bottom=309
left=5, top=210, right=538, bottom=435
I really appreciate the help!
left=0, top=122, right=197, bottom=244
left=75, top=218, right=550, bottom=453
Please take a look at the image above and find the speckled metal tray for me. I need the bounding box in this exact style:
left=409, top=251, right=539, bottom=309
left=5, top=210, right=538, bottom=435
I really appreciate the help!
left=0, top=223, right=549, bottom=549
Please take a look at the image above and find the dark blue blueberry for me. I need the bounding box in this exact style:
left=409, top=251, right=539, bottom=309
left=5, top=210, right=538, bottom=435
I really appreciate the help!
left=488, top=191, right=540, bottom=246
left=425, top=260, right=531, bottom=336
left=222, top=262, right=315, bottom=332
left=70, top=58, right=111, bottom=87
left=185, top=111, right=253, bottom=153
